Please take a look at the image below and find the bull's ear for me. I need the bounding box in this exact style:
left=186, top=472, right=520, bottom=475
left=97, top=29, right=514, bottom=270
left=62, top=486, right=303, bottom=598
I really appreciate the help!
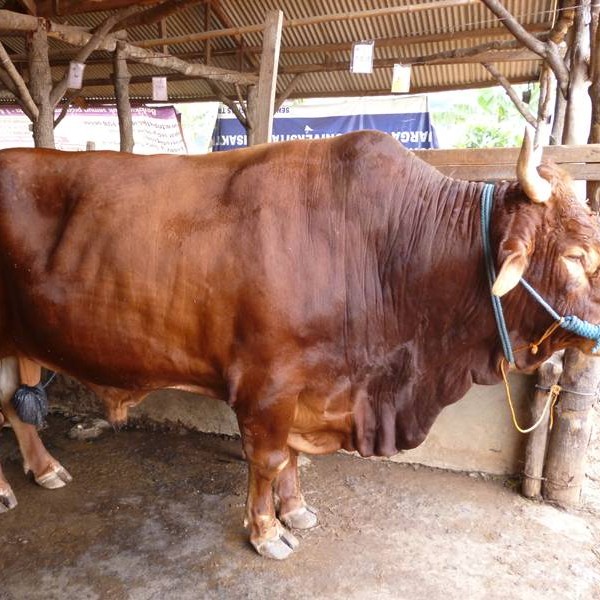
left=492, top=250, right=528, bottom=296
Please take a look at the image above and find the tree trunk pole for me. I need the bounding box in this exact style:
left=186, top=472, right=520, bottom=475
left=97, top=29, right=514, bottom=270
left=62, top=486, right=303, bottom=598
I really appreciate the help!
left=28, top=21, right=54, bottom=148
left=543, top=349, right=599, bottom=505
left=113, top=41, right=134, bottom=152
left=522, top=353, right=563, bottom=498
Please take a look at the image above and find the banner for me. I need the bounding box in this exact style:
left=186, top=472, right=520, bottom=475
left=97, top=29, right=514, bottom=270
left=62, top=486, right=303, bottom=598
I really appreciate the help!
left=212, top=96, right=438, bottom=151
left=0, top=105, right=187, bottom=154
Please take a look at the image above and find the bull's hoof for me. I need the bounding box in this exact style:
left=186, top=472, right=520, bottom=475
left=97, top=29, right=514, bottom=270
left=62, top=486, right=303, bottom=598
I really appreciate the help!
left=34, top=464, right=73, bottom=490
left=280, top=505, right=318, bottom=530
left=0, top=487, right=17, bottom=512
left=251, top=526, right=299, bottom=560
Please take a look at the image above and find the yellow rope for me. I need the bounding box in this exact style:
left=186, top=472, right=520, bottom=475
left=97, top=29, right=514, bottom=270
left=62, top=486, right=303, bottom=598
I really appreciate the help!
left=501, top=319, right=564, bottom=434
left=501, top=360, right=561, bottom=433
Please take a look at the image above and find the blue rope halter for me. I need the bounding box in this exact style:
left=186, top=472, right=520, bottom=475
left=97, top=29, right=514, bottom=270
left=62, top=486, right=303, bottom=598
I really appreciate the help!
left=480, top=182, right=600, bottom=366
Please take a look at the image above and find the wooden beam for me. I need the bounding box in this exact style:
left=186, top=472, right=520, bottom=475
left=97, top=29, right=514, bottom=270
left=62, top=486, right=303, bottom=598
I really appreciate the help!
left=481, top=0, right=569, bottom=96
left=47, top=26, right=257, bottom=85
left=278, top=47, right=538, bottom=76
left=0, top=40, right=37, bottom=118
left=0, top=8, right=38, bottom=31
left=36, top=0, right=162, bottom=17
left=50, top=5, right=140, bottom=107
left=212, top=23, right=550, bottom=59
left=112, top=0, right=205, bottom=32
left=482, top=62, right=537, bottom=127
left=73, top=73, right=536, bottom=99
left=15, top=24, right=548, bottom=68
left=274, top=74, right=303, bottom=112
left=248, top=9, right=282, bottom=145
left=138, top=0, right=479, bottom=48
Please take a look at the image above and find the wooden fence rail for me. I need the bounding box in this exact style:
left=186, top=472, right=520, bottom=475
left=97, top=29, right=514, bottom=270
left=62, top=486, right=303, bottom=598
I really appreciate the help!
left=414, top=144, right=600, bottom=181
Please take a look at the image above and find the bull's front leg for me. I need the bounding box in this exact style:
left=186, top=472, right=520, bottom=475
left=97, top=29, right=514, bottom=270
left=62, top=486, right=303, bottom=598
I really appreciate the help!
left=274, top=448, right=318, bottom=530
left=236, top=394, right=300, bottom=560
left=0, top=358, right=72, bottom=492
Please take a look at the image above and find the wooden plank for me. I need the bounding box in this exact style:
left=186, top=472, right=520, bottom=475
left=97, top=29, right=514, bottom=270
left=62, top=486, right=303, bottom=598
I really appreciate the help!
left=429, top=162, right=600, bottom=181
left=415, top=144, right=600, bottom=166
left=250, top=9, right=283, bottom=146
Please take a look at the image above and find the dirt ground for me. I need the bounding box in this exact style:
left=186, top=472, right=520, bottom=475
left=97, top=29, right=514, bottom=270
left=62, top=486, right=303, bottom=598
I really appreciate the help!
left=1, top=413, right=599, bottom=600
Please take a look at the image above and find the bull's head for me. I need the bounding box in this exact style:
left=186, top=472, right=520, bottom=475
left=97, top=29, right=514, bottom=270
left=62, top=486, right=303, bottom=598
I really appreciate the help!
left=490, top=129, right=600, bottom=358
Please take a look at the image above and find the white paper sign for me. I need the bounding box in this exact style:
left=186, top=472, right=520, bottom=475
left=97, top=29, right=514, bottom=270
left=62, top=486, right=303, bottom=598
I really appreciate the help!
left=67, top=61, right=85, bottom=89
left=152, top=76, right=168, bottom=101
left=350, top=41, right=374, bottom=74
left=391, top=64, right=411, bottom=93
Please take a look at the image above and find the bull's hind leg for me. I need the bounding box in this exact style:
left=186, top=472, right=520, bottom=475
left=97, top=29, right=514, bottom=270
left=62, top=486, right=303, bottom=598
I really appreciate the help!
left=0, top=452, right=17, bottom=512
left=235, top=391, right=300, bottom=560
left=275, top=448, right=318, bottom=530
left=0, top=390, right=16, bottom=511
left=0, top=357, right=71, bottom=490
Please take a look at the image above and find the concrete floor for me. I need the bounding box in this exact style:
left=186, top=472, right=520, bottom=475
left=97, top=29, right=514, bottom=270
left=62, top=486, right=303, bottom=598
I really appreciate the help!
left=1, top=415, right=599, bottom=600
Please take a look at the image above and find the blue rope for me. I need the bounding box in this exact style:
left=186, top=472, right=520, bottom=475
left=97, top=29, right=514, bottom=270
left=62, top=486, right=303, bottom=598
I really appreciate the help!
left=481, top=183, right=515, bottom=365
left=520, top=280, right=600, bottom=353
left=481, top=185, right=600, bottom=357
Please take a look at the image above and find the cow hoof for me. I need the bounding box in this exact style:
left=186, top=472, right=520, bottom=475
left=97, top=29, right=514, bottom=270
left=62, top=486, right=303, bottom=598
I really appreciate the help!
left=280, top=505, right=318, bottom=530
left=34, top=464, right=73, bottom=490
left=252, top=527, right=299, bottom=560
left=0, top=487, right=17, bottom=512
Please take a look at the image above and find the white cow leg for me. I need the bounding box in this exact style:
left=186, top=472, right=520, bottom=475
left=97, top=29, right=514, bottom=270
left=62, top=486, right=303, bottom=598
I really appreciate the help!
left=0, top=357, right=72, bottom=490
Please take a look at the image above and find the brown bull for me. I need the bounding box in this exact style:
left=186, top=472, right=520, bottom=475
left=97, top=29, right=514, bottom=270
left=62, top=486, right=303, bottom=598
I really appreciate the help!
left=1, top=129, right=599, bottom=559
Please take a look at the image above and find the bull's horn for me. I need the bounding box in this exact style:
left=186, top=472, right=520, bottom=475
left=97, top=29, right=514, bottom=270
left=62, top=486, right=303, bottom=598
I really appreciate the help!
left=517, top=128, right=552, bottom=204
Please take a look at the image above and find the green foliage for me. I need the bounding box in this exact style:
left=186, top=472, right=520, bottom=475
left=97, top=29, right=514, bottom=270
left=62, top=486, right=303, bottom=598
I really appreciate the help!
left=429, top=84, right=539, bottom=149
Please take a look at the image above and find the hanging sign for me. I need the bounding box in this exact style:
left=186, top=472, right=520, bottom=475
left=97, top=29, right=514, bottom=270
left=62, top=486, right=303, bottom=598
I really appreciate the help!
left=67, top=61, right=85, bottom=89
left=152, top=76, right=168, bottom=101
left=391, top=64, right=411, bottom=93
left=350, top=41, right=374, bottom=74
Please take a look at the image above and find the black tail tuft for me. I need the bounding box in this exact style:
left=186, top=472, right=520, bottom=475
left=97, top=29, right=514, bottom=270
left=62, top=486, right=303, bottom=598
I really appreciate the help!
left=11, top=384, right=49, bottom=427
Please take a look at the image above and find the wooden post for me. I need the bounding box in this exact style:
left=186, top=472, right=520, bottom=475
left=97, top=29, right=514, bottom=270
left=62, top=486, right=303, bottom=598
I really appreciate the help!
left=543, top=349, right=599, bottom=506
left=588, top=1, right=600, bottom=210
left=246, top=84, right=257, bottom=146
left=247, top=9, right=283, bottom=145
left=563, top=1, right=592, bottom=148
left=522, top=353, right=563, bottom=499
left=113, top=41, right=134, bottom=152
left=28, top=20, right=54, bottom=148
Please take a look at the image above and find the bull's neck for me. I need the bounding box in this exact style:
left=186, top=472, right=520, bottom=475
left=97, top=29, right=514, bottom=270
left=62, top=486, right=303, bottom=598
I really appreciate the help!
left=386, top=174, right=509, bottom=381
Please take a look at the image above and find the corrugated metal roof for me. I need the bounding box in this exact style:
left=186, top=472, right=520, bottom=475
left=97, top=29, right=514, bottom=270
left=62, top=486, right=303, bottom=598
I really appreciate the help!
left=0, top=0, right=555, bottom=103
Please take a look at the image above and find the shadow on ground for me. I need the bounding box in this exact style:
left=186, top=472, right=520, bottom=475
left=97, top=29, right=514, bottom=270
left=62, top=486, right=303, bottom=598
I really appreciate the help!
left=1, top=415, right=599, bottom=600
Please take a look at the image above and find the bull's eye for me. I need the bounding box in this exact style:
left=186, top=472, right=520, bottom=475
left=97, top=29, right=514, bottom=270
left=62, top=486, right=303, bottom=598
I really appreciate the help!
left=565, top=254, right=584, bottom=263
